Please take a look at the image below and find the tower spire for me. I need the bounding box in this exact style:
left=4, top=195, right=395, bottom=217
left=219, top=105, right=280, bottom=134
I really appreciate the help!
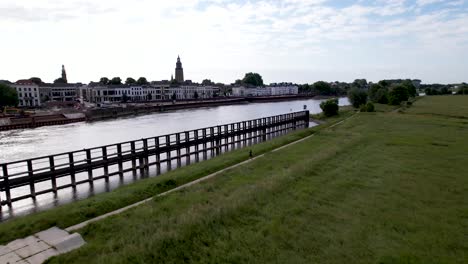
left=61, top=65, right=68, bottom=83
left=175, top=55, right=184, bottom=83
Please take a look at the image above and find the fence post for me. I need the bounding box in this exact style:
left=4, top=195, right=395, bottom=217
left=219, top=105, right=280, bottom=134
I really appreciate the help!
left=304, top=110, right=310, bottom=128
left=194, top=130, right=200, bottom=162
left=69, top=153, right=76, bottom=188
left=202, top=129, right=207, bottom=160
left=166, top=135, right=172, bottom=171
left=49, top=156, right=57, bottom=194
left=27, top=160, right=36, bottom=200
left=142, top=138, right=148, bottom=174
left=176, top=133, right=182, bottom=168
left=102, top=147, right=109, bottom=182
left=2, top=164, right=12, bottom=206
left=155, top=137, right=161, bottom=175
left=185, top=132, right=190, bottom=165
left=86, top=149, right=93, bottom=183
left=130, top=141, right=137, bottom=173
left=117, top=144, right=123, bottom=177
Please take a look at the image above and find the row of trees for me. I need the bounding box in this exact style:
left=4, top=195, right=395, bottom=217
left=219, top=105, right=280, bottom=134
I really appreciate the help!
left=99, top=77, right=149, bottom=85
left=348, top=79, right=418, bottom=108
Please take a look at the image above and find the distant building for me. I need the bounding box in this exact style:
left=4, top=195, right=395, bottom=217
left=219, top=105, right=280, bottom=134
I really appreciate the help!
left=175, top=56, right=184, bottom=83
left=10, top=80, right=41, bottom=107
left=232, top=83, right=298, bottom=97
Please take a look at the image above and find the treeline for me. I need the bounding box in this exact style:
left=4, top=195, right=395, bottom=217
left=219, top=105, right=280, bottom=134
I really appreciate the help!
left=423, top=83, right=468, bottom=95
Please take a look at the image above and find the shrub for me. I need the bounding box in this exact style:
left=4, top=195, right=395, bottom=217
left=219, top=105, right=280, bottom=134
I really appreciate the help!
left=320, top=98, right=339, bottom=117
left=389, top=85, right=409, bottom=105
left=348, top=88, right=368, bottom=108
left=360, top=102, right=375, bottom=112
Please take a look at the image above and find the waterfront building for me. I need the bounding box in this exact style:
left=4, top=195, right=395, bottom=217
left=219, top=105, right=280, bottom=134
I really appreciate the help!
left=39, top=83, right=81, bottom=102
left=175, top=56, right=184, bottom=83
left=10, top=80, right=41, bottom=107
left=232, top=83, right=298, bottom=97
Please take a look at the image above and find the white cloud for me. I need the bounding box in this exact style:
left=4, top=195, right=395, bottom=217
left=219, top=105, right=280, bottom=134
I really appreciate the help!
left=0, top=0, right=467, bottom=84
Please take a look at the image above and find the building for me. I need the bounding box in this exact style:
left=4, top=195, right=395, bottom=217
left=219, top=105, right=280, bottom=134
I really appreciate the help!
left=10, top=80, right=41, bottom=107
left=232, top=84, right=299, bottom=97
left=39, top=83, right=80, bottom=102
left=168, top=85, right=219, bottom=100
left=175, top=56, right=184, bottom=83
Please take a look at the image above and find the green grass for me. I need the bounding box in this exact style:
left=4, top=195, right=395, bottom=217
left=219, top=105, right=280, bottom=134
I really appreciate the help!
left=46, top=96, right=468, bottom=263
left=405, top=95, right=468, bottom=118
left=0, top=111, right=354, bottom=245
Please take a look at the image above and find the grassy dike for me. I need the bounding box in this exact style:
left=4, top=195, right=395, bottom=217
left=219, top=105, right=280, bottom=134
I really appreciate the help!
left=48, top=96, right=468, bottom=264
left=0, top=109, right=355, bottom=244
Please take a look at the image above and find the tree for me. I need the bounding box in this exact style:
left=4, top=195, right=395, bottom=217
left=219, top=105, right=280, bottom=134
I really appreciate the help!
left=368, top=84, right=383, bottom=102
left=401, top=79, right=417, bottom=97
left=137, top=77, right=149, bottom=85
left=194, top=91, right=199, bottom=100
left=147, top=93, right=152, bottom=101
left=0, top=83, right=19, bottom=108
left=202, top=79, right=213, bottom=85
left=389, top=85, right=409, bottom=105
left=99, top=77, right=109, bottom=85
left=171, top=92, right=177, bottom=101
left=54, top=78, right=66, bottom=84
left=109, top=77, right=122, bottom=85
left=378, top=80, right=390, bottom=88
left=29, top=77, right=42, bottom=85
left=348, top=88, right=368, bottom=108
left=234, top=79, right=242, bottom=85
left=125, top=77, right=136, bottom=85
left=313, top=81, right=332, bottom=95
left=242, top=72, right=264, bottom=86
left=374, top=88, right=389, bottom=104
left=352, top=79, right=368, bottom=89
left=320, top=98, right=339, bottom=117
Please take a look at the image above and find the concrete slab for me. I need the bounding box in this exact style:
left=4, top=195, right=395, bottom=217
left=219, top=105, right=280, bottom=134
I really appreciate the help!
left=53, top=233, right=86, bottom=254
left=0, top=251, right=21, bottom=264
left=14, top=241, right=49, bottom=259
left=6, top=236, right=38, bottom=251
left=0, top=246, right=11, bottom=257
left=25, top=248, right=59, bottom=264
left=34, top=227, right=69, bottom=246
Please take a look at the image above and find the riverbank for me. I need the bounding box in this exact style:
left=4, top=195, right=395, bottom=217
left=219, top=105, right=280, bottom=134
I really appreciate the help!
left=0, top=110, right=354, bottom=243
left=0, top=95, right=321, bottom=131
left=12, top=95, right=467, bottom=263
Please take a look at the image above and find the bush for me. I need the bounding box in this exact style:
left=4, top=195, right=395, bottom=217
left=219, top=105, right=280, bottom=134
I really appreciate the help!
left=389, top=85, right=409, bottom=105
left=374, top=88, right=389, bottom=104
left=320, top=98, right=339, bottom=117
left=360, top=102, right=375, bottom=112
left=348, top=88, right=368, bottom=108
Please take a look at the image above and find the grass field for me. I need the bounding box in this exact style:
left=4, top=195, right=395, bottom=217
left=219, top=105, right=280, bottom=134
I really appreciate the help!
left=43, top=96, right=468, bottom=263
left=0, top=108, right=354, bottom=244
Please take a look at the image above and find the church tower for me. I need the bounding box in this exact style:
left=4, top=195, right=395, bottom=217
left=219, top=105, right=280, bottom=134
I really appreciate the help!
left=175, top=56, right=184, bottom=83
left=61, top=65, right=68, bottom=83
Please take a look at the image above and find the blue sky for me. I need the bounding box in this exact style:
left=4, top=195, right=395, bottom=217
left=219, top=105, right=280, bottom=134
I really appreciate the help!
left=0, top=0, right=467, bottom=84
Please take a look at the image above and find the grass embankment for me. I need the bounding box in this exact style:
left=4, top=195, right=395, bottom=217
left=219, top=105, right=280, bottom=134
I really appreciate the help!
left=49, top=96, right=468, bottom=264
left=0, top=109, right=354, bottom=244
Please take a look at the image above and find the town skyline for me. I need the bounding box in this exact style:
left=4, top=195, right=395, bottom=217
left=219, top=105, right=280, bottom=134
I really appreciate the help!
left=1, top=0, right=467, bottom=84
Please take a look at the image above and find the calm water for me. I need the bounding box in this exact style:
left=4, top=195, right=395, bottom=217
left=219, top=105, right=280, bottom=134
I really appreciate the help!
left=0, top=98, right=349, bottom=219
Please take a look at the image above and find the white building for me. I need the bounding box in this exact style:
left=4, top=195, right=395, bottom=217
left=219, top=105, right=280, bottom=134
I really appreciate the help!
left=10, top=80, right=41, bottom=107
left=167, top=85, right=219, bottom=100
left=39, top=84, right=81, bottom=102
left=232, top=84, right=298, bottom=97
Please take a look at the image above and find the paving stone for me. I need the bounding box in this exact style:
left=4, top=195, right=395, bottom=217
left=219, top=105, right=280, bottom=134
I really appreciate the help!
left=0, top=251, right=21, bottom=264
left=25, top=248, right=59, bottom=264
left=0, top=246, right=11, bottom=257
left=14, top=241, right=50, bottom=259
left=53, top=233, right=86, bottom=254
left=34, top=227, right=69, bottom=246
left=6, top=236, right=38, bottom=251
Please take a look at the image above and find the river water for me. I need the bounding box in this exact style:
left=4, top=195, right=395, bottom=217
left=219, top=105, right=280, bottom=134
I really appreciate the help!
left=0, top=98, right=349, bottom=219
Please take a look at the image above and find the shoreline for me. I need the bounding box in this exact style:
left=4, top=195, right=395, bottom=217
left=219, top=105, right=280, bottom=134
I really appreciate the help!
left=0, top=95, right=337, bottom=131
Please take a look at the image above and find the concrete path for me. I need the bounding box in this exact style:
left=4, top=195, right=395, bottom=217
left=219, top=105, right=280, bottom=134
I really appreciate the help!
left=0, top=227, right=85, bottom=264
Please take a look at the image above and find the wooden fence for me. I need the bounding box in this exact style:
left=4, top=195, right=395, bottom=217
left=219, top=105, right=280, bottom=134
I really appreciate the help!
left=0, top=111, right=309, bottom=207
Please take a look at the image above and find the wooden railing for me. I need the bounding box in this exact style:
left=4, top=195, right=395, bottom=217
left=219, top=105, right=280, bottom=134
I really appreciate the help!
left=0, top=111, right=309, bottom=207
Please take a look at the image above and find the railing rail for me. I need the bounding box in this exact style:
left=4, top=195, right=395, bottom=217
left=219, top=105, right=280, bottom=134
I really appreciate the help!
left=0, top=111, right=309, bottom=207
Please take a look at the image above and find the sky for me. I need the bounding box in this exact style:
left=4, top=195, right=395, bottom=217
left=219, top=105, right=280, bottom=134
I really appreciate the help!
left=0, top=0, right=467, bottom=85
